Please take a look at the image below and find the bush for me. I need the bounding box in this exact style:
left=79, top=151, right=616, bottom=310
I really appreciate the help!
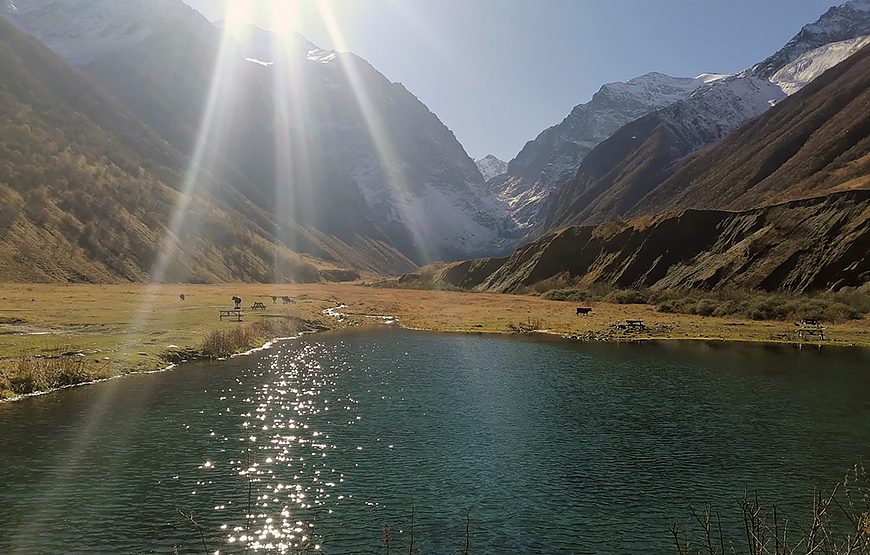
left=2, top=354, right=102, bottom=396
left=605, top=289, right=649, bottom=304
left=654, top=288, right=867, bottom=322
left=200, top=317, right=313, bottom=359
left=541, top=288, right=593, bottom=302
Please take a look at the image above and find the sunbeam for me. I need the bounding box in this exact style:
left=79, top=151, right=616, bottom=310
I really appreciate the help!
left=312, top=0, right=435, bottom=263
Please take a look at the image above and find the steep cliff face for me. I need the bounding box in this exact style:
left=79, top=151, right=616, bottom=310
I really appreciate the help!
left=410, top=191, right=870, bottom=294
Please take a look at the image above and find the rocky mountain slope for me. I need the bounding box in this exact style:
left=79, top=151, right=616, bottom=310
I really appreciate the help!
left=539, top=0, right=870, bottom=232
left=0, top=16, right=412, bottom=282
left=405, top=190, right=870, bottom=294
left=3, top=0, right=515, bottom=264
left=489, top=72, right=723, bottom=232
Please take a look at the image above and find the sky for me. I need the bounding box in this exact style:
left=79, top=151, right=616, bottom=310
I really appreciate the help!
left=183, top=0, right=846, bottom=161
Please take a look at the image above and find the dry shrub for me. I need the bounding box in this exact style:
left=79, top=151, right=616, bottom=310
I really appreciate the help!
left=200, top=317, right=313, bottom=359
left=507, top=317, right=545, bottom=334
left=672, top=463, right=870, bottom=555
left=2, top=354, right=100, bottom=396
left=654, top=289, right=866, bottom=323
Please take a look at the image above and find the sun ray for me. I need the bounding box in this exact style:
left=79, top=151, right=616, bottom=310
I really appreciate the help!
left=8, top=10, right=255, bottom=544
left=313, top=0, right=434, bottom=263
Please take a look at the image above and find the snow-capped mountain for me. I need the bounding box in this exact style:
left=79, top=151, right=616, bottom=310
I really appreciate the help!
left=537, top=0, right=870, bottom=232
left=2, top=0, right=517, bottom=263
left=475, top=155, right=507, bottom=181
left=491, top=72, right=725, bottom=230
left=620, top=2, right=870, bottom=163
left=753, top=0, right=870, bottom=79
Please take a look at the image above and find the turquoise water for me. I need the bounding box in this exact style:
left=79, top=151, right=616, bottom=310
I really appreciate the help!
left=0, top=329, right=868, bottom=553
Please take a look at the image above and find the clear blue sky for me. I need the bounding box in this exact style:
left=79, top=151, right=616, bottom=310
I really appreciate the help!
left=183, top=0, right=844, bottom=161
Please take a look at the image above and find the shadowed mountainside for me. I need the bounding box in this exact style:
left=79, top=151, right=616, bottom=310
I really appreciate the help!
left=400, top=190, right=870, bottom=294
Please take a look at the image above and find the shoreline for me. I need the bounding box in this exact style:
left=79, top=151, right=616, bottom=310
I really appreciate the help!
left=2, top=283, right=868, bottom=403
left=5, top=319, right=865, bottom=405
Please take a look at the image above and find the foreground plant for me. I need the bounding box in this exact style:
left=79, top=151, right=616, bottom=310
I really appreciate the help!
left=671, top=464, right=870, bottom=554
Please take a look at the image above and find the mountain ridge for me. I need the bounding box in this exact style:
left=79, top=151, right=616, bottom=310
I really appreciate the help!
left=536, top=2, right=870, bottom=233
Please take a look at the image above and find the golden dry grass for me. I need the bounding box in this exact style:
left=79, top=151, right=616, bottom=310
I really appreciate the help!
left=1, top=282, right=868, bottom=398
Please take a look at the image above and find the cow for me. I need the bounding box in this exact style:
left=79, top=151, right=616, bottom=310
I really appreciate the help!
left=179, top=293, right=186, bottom=301
left=232, top=296, right=242, bottom=310
left=576, top=307, right=592, bottom=316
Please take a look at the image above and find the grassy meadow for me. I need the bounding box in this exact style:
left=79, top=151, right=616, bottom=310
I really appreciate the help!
left=1, top=282, right=869, bottom=399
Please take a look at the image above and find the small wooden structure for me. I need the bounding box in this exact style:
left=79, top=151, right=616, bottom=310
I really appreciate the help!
left=219, top=309, right=242, bottom=322
left=251, top=302, right=267, bottom=311
left=576, top=307, right=592, bottom=316
left=796, top=319, right=826, bottom=341
left=625, top=319, right=645, bottom=327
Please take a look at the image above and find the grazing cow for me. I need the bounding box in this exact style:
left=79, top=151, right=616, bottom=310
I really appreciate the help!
left=232, top=296, right=242, bottom=310
left=281, top=296, right=293, bottom=305
left=271, top=296, right=278, bottom=304
left=576, top=307, right=592, bottom=316
left=179, top=294, right=186, bottom=301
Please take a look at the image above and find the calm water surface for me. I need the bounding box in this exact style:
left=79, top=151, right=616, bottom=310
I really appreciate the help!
left=0, top=329, right=868, bottom=554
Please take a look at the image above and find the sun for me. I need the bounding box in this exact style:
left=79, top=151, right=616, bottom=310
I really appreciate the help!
left=224, top=0, right=298, bottom=33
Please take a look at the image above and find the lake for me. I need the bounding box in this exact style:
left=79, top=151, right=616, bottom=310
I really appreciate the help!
left=1, top=329, right=868, bottom=553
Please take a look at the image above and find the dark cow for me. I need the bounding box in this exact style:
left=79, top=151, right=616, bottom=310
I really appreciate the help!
left=232, top=296, right=242, bottom=310
left=179, top=293, right=186, bottom=301
left=576, top=307, right=592, bottom=316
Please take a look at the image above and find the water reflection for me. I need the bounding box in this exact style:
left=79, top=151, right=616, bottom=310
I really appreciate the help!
left=0, top=330, right=868, bottom=553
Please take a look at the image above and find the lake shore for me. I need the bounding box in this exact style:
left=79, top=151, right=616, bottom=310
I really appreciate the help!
left=2, top=282, right=869, bottom=400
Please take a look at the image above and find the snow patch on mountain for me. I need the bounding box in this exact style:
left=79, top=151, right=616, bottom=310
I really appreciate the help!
left=307, top=49, right=338, bottom=64
left=475, top=155, right=507, bottom=181
left=771, top=35, right=870, bottom=94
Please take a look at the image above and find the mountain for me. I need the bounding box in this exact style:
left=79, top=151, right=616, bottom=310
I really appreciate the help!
left=475, top=155, right=507, bottom=181
left=752, top=0, right=870, bottom=79
left=489, top=72, right=725, bottom=232
left=410, top=42, right=870, bottom=295
left=403, top=190, right=870, bottom=294
left=539, top=1, right=870, bottom=232
left=3, top=0, right=516, bottom=264
left=0, top=15, right=412, bottom=282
